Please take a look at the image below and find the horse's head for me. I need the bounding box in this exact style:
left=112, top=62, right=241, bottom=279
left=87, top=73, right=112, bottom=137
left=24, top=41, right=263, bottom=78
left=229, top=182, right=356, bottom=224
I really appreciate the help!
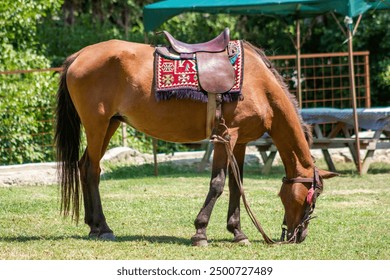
left=279, top=168, right=338, bottom=243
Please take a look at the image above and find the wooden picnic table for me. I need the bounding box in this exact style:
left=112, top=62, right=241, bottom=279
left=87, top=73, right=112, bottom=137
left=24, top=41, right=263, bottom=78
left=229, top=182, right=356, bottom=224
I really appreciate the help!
left=254, top=107, right=390, bottom=174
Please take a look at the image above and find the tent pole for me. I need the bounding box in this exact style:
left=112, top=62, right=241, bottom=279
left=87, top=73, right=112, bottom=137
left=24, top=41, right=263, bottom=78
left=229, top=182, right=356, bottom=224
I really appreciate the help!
left=296, top=18, right=302, bottom=108
left=346, top=19, right=362, bottom=175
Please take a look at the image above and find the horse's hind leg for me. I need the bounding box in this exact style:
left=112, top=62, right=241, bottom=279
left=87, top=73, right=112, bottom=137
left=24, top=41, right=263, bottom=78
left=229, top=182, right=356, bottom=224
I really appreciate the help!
left=192, top=142, right=228, bottom=246
left=227, top=143, right=249, bottom=244
left=79, top=117, right=120, bottom=240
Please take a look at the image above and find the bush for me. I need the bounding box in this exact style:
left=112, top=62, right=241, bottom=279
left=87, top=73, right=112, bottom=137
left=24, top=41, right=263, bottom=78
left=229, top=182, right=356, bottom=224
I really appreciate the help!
left=0, top=57, right=58, bottom=164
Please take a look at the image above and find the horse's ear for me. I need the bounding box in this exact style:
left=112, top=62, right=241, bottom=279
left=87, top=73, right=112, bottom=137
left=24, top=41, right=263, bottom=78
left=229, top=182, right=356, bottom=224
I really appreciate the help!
left=318, top=169, right=339, bottom=179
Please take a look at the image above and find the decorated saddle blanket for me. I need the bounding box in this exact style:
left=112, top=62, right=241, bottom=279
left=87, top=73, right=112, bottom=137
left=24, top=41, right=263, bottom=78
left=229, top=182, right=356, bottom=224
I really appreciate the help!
left=154, top=40, right=243, bottom=103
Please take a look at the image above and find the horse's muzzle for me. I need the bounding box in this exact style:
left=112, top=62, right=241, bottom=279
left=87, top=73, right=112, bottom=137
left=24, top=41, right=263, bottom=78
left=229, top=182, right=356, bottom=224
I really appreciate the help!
left=283, top=224, right=309, bottom=243
left=297, top=226, right=309, bottom=243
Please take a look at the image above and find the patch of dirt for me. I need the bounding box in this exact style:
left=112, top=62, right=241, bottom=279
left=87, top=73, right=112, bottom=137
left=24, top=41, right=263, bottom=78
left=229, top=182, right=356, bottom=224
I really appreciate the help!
left=0, top=148, right=209, bottom=187
left=0, top=163, right=58, bottom=187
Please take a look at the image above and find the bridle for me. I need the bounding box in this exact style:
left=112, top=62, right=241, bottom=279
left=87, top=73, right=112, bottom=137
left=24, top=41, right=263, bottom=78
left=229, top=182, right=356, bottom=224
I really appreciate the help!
left=280, top=167, right=323, bottom=243
left=215, top=127, right=324, bottom=244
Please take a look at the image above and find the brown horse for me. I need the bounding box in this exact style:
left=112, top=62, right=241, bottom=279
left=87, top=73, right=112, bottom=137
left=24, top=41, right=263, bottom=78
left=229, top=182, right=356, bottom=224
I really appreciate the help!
left=55, top=38, right=337, bottom=245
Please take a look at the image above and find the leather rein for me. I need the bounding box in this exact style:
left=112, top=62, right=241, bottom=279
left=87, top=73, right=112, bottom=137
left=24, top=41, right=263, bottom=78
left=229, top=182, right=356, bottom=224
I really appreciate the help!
left=210, top=93, right=322, bottom=244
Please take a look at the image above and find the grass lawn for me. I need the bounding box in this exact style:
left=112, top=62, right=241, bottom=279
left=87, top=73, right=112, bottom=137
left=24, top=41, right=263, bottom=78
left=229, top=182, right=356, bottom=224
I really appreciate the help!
left=0, top=161, right=389, bottom=260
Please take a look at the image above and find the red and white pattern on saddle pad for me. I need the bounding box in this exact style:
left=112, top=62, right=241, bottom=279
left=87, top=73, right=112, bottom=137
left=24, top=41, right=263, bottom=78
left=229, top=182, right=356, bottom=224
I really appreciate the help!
left=155, top=40, right=243, bottom=102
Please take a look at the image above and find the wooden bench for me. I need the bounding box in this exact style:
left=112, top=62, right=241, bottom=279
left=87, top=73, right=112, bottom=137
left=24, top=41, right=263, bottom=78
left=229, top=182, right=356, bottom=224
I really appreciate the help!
left=250, top=123, right=390, bottom=174
left=196, top=121, right=390, bottom=174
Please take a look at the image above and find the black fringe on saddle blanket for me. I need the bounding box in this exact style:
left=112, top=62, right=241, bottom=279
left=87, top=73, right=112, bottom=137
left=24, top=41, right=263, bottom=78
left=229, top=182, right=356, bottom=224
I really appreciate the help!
left=155, top=89, right=242, bottom=103
left=154, top=40, right=244, bottom=103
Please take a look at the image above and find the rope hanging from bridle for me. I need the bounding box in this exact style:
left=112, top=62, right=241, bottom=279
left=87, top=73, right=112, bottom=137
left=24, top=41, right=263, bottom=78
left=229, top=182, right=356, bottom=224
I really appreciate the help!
left=211, top=129, right=275, bottom=244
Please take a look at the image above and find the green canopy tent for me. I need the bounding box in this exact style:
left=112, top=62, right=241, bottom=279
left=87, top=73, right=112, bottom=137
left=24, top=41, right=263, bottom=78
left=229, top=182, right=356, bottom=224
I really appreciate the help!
left=143, top=0, right=389, bottom=174
left=144, top=0, right=388, bottom=32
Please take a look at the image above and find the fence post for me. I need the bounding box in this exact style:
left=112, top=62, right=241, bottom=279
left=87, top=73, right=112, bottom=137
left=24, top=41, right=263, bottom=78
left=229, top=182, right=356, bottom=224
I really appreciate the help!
left=364, top=53, right=371, bottom=108
left=121, top=123, right=127, bottom=147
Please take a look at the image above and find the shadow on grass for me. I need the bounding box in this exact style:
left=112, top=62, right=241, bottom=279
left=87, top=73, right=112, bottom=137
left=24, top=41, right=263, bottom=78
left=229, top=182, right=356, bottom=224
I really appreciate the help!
left=365, top=164, right=390, bottom=174
left=116, top=236, right=276, bottom=246
left=1, top=234, right=279, bottom=246
left=1, top=234, right=189, bottom=246
left=0, top=235, right=88, bottom=242
left=115, top=235, right=191, bottom=245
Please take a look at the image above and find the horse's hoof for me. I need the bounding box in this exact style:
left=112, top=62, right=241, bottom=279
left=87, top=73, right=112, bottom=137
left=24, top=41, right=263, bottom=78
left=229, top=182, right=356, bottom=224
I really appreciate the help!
left=232, top=233, right=249, bottom=245
left=236, top=239, right=251, bottom=246
left=191, top=233, right=208, bottom=247
left=99, top=232, right=116, bottom=241
left=192, top=239, right=208, bottom=247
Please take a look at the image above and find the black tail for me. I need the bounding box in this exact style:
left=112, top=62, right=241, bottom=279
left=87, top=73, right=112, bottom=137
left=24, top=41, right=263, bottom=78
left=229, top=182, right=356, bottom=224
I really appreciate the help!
left=54, top=54, right=81, bottom=222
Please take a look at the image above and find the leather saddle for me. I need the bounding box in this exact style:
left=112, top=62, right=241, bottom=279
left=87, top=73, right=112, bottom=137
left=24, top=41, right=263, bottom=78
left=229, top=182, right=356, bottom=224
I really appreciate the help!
left=156, top=28, right=235, bottom=94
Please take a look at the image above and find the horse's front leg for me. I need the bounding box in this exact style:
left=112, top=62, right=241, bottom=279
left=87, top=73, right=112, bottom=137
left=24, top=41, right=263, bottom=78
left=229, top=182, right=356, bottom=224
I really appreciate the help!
left=226, top=143, right=250, bottom=244
left=192, top=142, right=228, bottom=246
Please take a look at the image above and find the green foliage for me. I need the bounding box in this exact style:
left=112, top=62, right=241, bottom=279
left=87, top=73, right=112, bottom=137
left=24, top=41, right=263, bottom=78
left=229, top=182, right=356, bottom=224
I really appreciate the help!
left=379, top=61, right=390, bottom=87
left=0, top=0, right=63, bottom=69
left=0, top=71, right=58, bottom=164
left=0, top=0, right=63, bottom=51
left=38, top=0, right=153, bottom=65
left=154, top=13, right=240, bottom=43
left=356, top=12, right=390, bottom=105
left=234, top=15, right=297, bottom=55
left=38, top=13, right=144, bottom=66
left=0, top=0, right=63, bottom=164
